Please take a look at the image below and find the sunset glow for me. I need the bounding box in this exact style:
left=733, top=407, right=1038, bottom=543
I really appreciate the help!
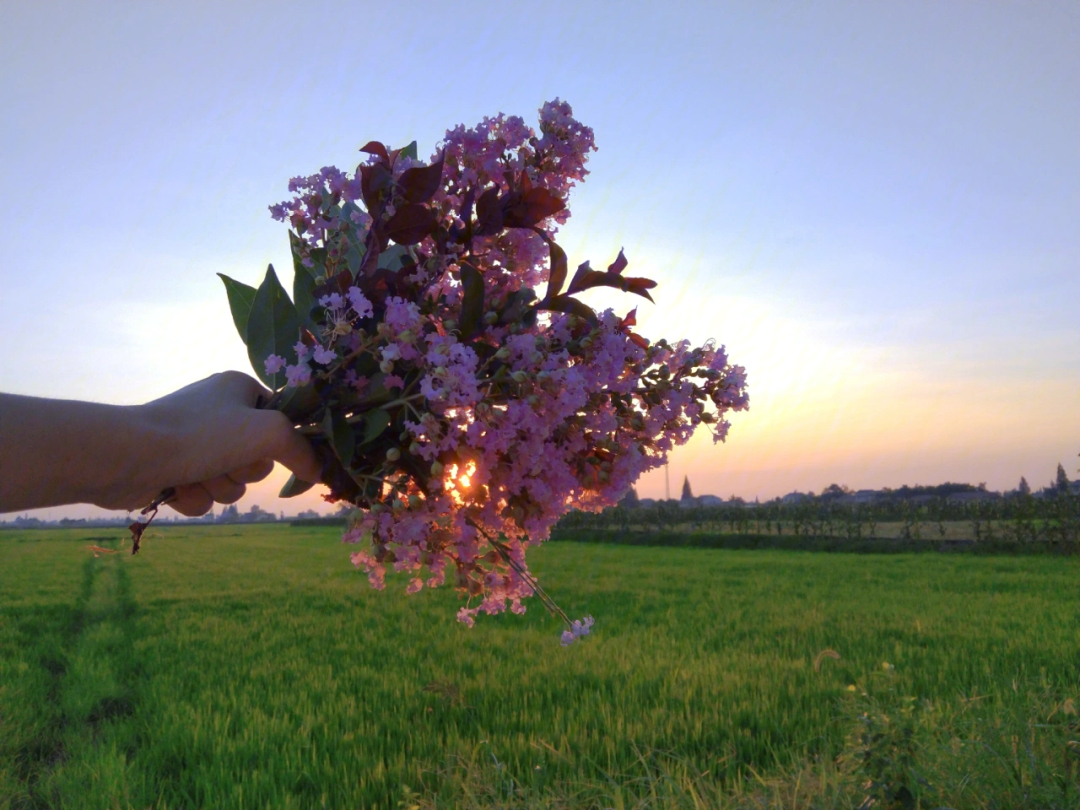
left=2, top=2, right=1076, bottom=519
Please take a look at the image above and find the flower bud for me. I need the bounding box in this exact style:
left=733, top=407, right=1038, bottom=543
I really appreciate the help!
left=408, top=494, right=421, bottom=509
left=370, top=502, right=384, bottom=514
left=444, top=318, right=457, bottom=331
left=431, top=461, right=444, bottom=476
left=398, top=329, right=414, bottom=343
left=495, top=347, right=511, bottom=360
left=511, top=370, right=528, bottom=383
left=409, top=442, right=422, bottom=455
left=377, top=322, right=390, bottom=336
left=386, top=447, right=401, bottom=462
left=380, top=359, right=394, bottom=373
left=484, top=311, right=499, bottom=324
left=527, top=395, right=539, bottom=406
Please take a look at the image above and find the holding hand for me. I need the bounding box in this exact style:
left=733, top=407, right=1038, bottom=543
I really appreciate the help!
left=0, top=372, right=321, bottom=516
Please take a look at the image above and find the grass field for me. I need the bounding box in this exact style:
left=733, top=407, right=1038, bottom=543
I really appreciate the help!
left=1, top=526, right=1078, bottom=809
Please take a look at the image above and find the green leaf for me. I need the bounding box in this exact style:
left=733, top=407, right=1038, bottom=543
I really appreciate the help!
left=361, top=409, right=391, bottom=445
left=246, top=264, right=300, bottom=389
left=279, top=474, right=315, bottom=498
left=341, top=200, right=365, bottom=223
left=217, top=274, right=257, bottom=345
left=345, top=243, right=366, bottom=276
left=274, top=382, right=321, bottom=423
left=323, top=408, right=356, bottom=468
left=289, top=231, right=314, bottom=278
left=293, top=268, right=318, bottom=332
left=399, top=140, right=418, bottom=160
left=377, top=244, right=409, bottom=272
left=459, top=261, right=485, bottom=339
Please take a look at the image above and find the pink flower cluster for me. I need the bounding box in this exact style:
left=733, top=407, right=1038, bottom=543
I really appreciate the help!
left=260, top=101, right=748, bottom=641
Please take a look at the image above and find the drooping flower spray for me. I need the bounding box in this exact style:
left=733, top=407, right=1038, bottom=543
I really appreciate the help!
left=207, top=100, right=749, bottom=641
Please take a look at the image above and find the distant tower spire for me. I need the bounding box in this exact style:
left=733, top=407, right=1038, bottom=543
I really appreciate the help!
left=681, top=475, right=694, bottom=501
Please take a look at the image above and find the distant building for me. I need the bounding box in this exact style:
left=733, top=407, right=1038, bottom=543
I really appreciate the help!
left=638, top=498, right=657, bottom=508
left=698, top=494, right=724, bottom=507
left=781, top=492, right=809, bottom=505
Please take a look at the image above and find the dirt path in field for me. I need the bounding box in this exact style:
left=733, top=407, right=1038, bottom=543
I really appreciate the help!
left=12, top=546, right=144, bottom=807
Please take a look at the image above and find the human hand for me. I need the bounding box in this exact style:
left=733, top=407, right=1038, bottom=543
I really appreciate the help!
left=128, top=371, right=322, bottom=516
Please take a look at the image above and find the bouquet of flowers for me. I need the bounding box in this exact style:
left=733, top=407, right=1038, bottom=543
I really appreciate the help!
left=208, top=100, right=747, bottom=642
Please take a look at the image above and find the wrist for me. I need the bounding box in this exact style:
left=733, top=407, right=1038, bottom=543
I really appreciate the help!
left=85, top=402, right=171, bottom=511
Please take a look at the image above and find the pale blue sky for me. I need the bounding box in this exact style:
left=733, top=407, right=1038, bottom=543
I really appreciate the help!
left=2, top=1, right=1077, bottom=517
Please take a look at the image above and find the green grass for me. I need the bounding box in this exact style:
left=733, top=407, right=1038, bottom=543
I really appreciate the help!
left=1, top=526, right=1077, bottom=809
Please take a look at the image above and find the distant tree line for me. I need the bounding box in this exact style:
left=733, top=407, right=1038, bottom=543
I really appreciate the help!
left=558, top=476, right=1080, bottom=551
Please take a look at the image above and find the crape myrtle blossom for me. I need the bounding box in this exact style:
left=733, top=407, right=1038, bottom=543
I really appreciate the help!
left=264, top=354, right=286, bottom=375
left=228, top=100, right=749, bottom=643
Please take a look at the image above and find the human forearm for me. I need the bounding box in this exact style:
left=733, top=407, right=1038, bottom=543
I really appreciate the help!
left=0, top=373, right=321, bottom=515
left=0, top=394, right=163, bottom=512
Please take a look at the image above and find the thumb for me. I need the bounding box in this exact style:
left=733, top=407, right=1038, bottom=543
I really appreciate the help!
left=260, top=412, right=323, bottom=484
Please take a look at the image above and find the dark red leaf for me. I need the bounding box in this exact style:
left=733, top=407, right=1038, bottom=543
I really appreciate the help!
left=385, top=204, right=436, bottom=245
left=519, top=169, right=533, bottom=192
left=458, top=261, right=485, bottom=339
left=399, top=152, right=445, bottom=204
left=459, top=186, right=476, bottom=224
left=544, top=239, right=569, bottom=301
left=620, top=308, right=638, bottom=328
left=359, top=163, right=393, bottom=212
left=566, top=262, right=599, bottom=295
left=475, top=187, right=503, bottom=236
left=502, top=187, right=565, bottom=228
left=520, top=187, right=565, bottom=225
left=128, top=522, right=145, bottom=554
left=607, top=248, right=628, bottom=275
left=359, top=141, right=389, bottom=163
left=359, top=165, right=373, bottom=207
left=313, top=270, right=353, bottom=301
left=628, top=332, right=650, bottom=350
left=543, top=294, right=598, bottom=324
left=625, top=277, right=657, bottom=302
left=357, top=238, right=380, bottom=276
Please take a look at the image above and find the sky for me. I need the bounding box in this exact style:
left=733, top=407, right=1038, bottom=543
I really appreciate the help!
left=1, top=0, right=1077, bottom=518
